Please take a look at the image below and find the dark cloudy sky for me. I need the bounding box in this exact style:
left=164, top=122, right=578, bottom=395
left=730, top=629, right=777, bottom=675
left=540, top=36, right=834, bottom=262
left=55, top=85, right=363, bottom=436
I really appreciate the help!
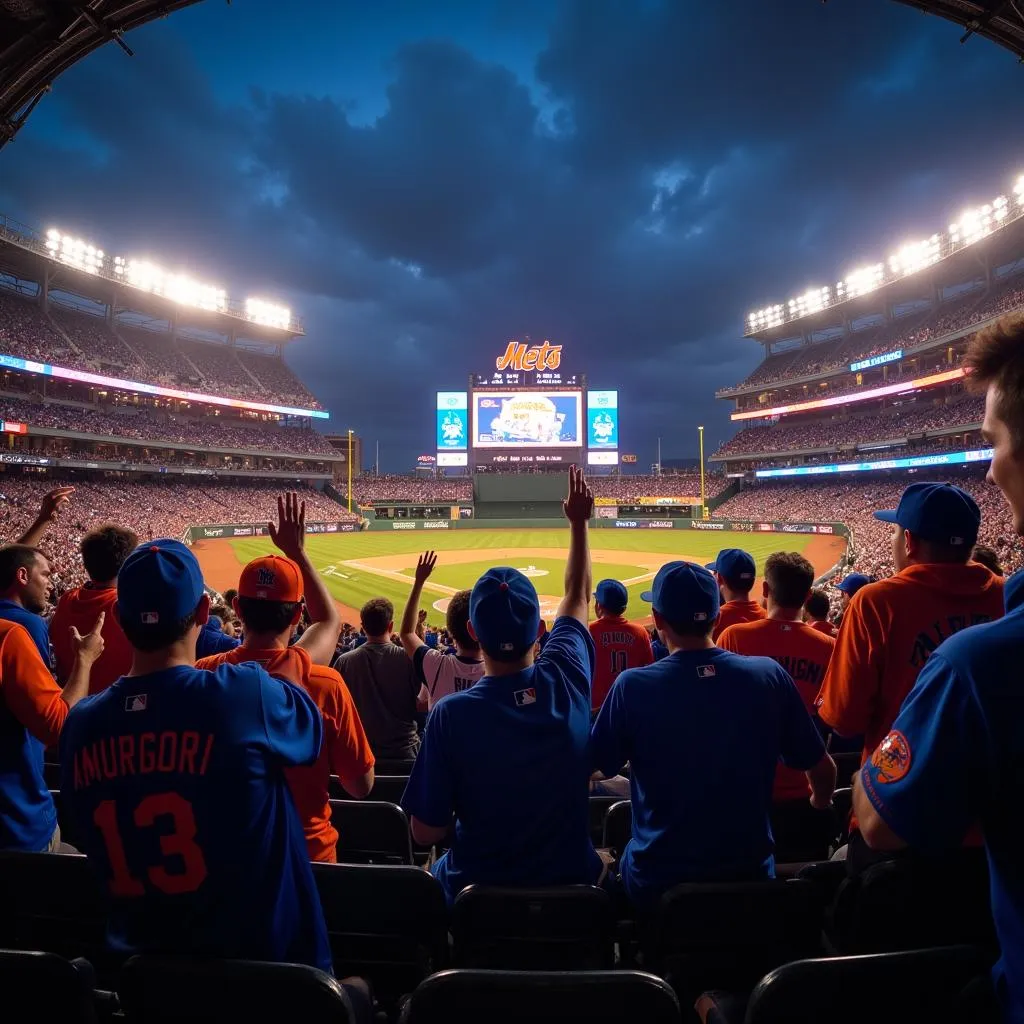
left=1, top=0, right=1022, bottom=469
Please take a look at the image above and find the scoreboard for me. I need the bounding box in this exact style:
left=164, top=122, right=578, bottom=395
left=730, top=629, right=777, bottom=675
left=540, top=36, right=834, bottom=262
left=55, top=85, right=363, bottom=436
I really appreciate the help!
left=436, top=340, right=619, bottom=469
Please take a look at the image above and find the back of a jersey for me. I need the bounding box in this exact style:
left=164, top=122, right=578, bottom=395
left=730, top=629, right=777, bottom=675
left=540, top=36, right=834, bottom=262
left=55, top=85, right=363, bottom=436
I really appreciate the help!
left=59, top=663, right=331, bottom=971
left=589, top=617, right=653, bottom=710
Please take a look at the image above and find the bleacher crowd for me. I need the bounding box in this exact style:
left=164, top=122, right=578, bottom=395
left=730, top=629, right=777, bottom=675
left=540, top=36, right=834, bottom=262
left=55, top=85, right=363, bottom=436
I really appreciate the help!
left=0, top=288, right=320, bottom=409
left=0, top=393, right=336, bottom=458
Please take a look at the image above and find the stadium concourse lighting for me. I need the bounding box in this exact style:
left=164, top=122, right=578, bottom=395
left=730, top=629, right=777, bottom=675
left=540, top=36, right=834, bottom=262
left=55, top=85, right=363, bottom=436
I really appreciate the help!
left=245, top=297, right=291, bottom=330
left=113, top=257, right=227, bottom=313
left=45, top=229, right=105, bottom=274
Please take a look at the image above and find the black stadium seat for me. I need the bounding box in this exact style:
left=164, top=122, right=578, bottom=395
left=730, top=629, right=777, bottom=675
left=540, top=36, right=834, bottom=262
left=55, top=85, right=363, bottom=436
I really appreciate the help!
left=451, top=885, right=615, bottom=969
left=769, top=800, right=836, bottom=863
left=642, top=879, right=823, bottom=1004
left=312, top=862, right=448, bottom=1008
left=696, top=945, right=997, bottom=1024
left=601, top=799, right=632, bottom=856
left=589, top=795, right=618, bottom=845
left=374, top=759, right=417, bottom=777
left=44, top=761, right=62, bottom=789
left=0, top=949, right=99, bottom=1023
left=119, top=956, right=358, bottom=1023
left=329, top=799, right=414, bottom=865
left=398, top=969, right=681, bottom=1024
left=827, top=849, right=997, bottom=955
left=0, top=851, right=116, bottom=981
left=367, top=775, right=409, bottom=805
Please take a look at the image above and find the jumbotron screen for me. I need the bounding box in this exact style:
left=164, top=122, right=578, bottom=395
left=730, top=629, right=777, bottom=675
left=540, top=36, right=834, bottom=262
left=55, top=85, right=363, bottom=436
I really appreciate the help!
left=470, top=386, right=584, bottom=467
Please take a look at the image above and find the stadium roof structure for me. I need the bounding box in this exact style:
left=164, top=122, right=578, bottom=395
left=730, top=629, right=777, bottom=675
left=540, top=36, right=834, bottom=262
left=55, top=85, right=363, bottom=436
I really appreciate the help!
left=0, top=0, right=204, bottom=146
left=894, top=1, right=1024, bottom=60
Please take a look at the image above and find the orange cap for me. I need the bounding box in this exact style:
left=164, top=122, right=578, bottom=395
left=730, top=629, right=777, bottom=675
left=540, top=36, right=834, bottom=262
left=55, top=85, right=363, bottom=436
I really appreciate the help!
left=238, top=555, right=304, bottom=602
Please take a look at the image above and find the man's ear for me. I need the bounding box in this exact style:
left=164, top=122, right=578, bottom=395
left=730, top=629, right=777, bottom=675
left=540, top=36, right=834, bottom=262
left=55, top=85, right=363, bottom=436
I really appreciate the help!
left=290, top=603, right=304, bottom=627
left=231, top=595, right=241, bottom=616
left=194, top=592, right=212, bottom=628
left=536, top=620, right=544, bottom=639
left=761, top=580, right=770, bottom=602
left=467, top=620, right=479, bottom=642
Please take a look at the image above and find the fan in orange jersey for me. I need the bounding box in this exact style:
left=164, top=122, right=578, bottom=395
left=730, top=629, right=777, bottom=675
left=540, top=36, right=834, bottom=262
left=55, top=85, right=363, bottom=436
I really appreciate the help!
left=197, top=493, right=374, bottom=862
left=719, top=552, right=834, bottom=803
left=706, top=549, right=766, bottom=641
left=816, top=482, right=1003, bottom=871
left=589, top=579, right=653, bottom=710
left=802, top=589, right=838, bottom=639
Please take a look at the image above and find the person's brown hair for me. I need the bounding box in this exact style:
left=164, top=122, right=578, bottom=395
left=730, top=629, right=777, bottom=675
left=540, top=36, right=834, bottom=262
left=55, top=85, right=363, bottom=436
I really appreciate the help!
left=804, top=588, right=831, bottom=620
left=971, top=543, right=1004, bottom=577
left=764, top=551, right=815, bottom=609
left=446, top=589, right=479, bottom=651
left=80, top=525, right=138, bottom=584
left=964, top=311, right=1024, bottom=450
left=361, top=597, right=394, bottom=637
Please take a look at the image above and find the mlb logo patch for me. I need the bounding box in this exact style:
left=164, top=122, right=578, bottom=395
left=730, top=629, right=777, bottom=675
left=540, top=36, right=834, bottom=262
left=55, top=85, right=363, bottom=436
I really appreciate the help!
left=141, top=611, right=159, bottom=625
left=125, top=694, right=148, bottom=712
left=697, top=664, right=716, bottom=678
left=514, top=688, right=537, bottom=707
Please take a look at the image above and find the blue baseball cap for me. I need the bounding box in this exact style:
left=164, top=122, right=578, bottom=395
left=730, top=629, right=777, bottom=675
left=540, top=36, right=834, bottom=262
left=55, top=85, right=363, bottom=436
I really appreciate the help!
left=470, top=567, right=540, bottom=658
left=594, top=579, right=628, bottom=613
left=642, top=561, right=720, bottom=626
left=835, top=573, right=873, bottom=596
left=117, top=539, right=205, bottom=633
left=705, top=548, right=757, bottom=584
left=873, top=482, right=981, bottom=548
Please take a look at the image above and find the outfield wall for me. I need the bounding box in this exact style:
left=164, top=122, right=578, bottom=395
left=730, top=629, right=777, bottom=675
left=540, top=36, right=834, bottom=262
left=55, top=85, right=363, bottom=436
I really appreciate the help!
left=187, top=516, right=849, bottom=541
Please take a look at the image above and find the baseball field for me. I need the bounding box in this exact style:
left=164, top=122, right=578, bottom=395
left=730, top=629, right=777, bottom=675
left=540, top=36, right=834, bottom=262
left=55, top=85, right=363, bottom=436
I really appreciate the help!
left=193, top=528, right=846, bottom=626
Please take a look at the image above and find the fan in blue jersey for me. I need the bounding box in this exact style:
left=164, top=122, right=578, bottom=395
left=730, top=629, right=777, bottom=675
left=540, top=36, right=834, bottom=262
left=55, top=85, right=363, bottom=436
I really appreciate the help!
left=855, top=316, right=1024, bottom=1024
left=60, top=539, right=332, bottom=972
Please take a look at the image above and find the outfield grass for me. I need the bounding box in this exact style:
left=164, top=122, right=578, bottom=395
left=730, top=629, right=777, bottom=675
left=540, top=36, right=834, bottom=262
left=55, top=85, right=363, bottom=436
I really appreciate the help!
left=227, top=528, right=820, bottom=624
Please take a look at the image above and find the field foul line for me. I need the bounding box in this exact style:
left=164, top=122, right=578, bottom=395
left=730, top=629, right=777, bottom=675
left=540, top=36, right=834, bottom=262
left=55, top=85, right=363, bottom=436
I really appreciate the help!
left=339, top=560, right=459, bottom=596
left=620, top=572, right=656, bottom=586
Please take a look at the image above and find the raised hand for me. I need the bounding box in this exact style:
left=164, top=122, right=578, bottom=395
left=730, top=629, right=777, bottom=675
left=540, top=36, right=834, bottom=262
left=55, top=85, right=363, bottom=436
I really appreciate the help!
left=415, top=550, right=438, bottom=585
left=38, top=487, right=75, bottom=524
left=562, top=465, right=593, bottom=525
left=267, top=491, right=306, bottom=560
left=71, top=610, right=106, bottom=664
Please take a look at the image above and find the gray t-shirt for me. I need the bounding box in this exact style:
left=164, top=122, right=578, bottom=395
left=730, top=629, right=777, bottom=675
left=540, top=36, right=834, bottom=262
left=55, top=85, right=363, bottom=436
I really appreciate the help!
left=333, top=641, right=421, bottom=760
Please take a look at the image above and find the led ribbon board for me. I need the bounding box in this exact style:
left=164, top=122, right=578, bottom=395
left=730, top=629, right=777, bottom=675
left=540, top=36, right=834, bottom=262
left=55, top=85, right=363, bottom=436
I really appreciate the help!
left=755, top=447, right=993, bottom=478
left=730, top=367, right=965, bottom=421
left=0, top=353, right=329, bottom=419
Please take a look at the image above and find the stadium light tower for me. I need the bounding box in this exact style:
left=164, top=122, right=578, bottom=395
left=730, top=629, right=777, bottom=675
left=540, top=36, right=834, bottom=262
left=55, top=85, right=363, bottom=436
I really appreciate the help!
left=698, top=425, right=708, bottom=520
left=347, top=429, right=354, bottom=513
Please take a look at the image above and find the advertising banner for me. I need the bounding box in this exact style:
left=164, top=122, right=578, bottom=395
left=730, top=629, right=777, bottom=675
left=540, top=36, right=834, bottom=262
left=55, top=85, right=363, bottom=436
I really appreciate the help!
left=192, top=521, right=355, bottom=540
left=637, top=496, right=699, bottom=506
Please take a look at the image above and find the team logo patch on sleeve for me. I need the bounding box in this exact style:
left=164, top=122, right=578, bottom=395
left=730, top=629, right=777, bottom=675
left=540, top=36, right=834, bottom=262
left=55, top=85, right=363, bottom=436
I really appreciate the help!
left=871, top=730, right=911, bottom=783
left=697, top=664, right=716, bottom=678
left=514, top=688, right=536, bottom=706
left=125, top=694, right=148, bottom=712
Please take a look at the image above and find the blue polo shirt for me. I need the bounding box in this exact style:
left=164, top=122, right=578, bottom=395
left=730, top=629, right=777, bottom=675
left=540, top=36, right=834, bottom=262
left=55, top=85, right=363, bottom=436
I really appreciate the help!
left=590, top=647, right=826, bottom=909
left=859, top=579, right=1024, bottom=1024
left=0, top=600, right=51, bottom=667
left=196, top=621, right=241, bottom=659
left=402, top=615, right=601, bottom=904
left=59, top=663, right=331, bottom=972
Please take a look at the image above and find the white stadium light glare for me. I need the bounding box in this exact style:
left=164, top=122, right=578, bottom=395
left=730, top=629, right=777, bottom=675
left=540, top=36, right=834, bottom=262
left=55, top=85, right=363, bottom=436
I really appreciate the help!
left=44, top=228, right=106, bottom=274
left=888, top=235, right=941, bottom=276
left=1015, top=175, right=1024, bottom=202
left=245, top=297, right=291, bottom=330
left=116, top=258, right=228, bottom=313
left=840, top=263, right=884, bottom=299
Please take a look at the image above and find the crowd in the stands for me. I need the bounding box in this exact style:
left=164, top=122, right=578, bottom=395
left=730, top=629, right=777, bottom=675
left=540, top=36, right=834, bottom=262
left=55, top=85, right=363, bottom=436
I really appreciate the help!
left=0, top=288, right=320, bottom=408
left=0, top=393, right=336, bottom=458
left=0, top=476, right=358, bottom=594
left=714, top=395, right=985, bottom=459
left=715, top=473, right=1021, bottom=578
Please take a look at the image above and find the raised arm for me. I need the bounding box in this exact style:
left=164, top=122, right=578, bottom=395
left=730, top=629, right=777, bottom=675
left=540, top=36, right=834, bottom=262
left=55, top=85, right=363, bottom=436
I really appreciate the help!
left=16, top=487, right=75, bottom=549
left=270, top=492, right=341, bottom=666
left=400, top=552, right=436, bottom=659
left=61, top=611, right=107, bottom=709
left=556, top=465, right=593, bottom=625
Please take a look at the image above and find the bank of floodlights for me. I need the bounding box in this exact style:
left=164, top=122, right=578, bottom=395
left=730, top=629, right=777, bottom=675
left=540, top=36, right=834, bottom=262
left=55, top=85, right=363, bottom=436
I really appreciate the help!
left=113, top=257, right=227, bottom=313
left=745, top=169, right=1024, bottom=334
left=45, top=229, right=105, bottom=274
left=245, top=297, right=291, bottom=330
left=836, top=263, right=884, bottom=300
